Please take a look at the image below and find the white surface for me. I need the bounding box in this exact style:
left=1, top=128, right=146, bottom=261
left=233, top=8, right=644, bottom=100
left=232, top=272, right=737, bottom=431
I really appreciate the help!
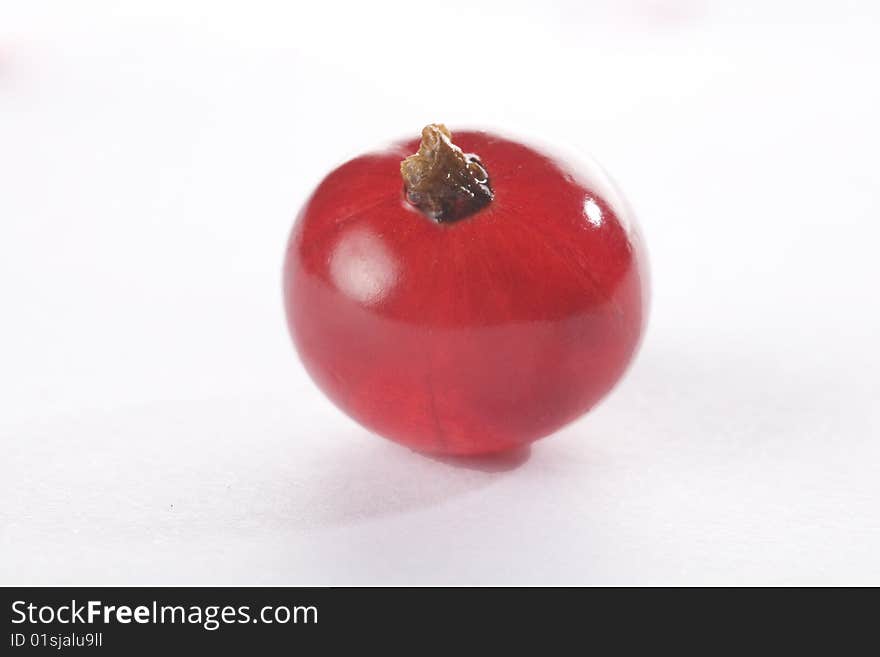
left=1, top=1, right=879, bottom=585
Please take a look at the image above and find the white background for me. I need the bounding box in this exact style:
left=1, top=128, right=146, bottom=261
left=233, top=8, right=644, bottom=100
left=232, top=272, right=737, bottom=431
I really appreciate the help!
left=1, top=1, right=878, bottom=585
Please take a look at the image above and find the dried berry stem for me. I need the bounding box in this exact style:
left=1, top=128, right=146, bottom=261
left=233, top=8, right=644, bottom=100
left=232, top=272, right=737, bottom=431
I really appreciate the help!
left=401, top=124, right=493, bottom=222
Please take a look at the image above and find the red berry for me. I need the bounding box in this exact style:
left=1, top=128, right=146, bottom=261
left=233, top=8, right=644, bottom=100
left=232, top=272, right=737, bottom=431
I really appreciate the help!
left=283, top=125, right=649, bottom=455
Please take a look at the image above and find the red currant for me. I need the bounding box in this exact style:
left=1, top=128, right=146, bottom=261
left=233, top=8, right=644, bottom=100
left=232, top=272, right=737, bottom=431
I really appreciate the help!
left=284, top=125, right=649, bottom=455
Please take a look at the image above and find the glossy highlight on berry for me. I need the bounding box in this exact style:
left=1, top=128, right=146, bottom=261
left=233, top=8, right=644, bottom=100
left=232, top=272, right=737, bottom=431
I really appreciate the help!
left=284, top=125, right=649, bottom=455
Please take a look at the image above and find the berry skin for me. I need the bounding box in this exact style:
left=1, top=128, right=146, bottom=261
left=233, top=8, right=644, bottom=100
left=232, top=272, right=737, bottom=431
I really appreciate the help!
left=284, top=126, right=649, bottom=455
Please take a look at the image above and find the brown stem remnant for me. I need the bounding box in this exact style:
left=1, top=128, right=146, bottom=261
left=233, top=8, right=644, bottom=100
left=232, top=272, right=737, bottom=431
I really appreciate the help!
left=400, top=124, right=493, bottom=222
